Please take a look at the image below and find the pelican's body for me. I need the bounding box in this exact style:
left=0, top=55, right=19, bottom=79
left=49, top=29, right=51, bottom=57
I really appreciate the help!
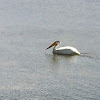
left=46, top=41, right=80, bottom=55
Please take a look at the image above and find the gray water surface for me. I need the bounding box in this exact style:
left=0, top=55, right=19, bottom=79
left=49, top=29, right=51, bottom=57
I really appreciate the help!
left=0, top=0, right=100, bottom=100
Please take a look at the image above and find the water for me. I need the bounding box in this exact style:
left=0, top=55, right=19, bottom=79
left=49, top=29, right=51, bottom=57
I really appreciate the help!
left=0, top=0, right=100, bottom=100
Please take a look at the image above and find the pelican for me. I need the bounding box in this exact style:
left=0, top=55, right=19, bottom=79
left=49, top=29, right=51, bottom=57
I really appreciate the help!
left=46, top=41, right=80, bottom=55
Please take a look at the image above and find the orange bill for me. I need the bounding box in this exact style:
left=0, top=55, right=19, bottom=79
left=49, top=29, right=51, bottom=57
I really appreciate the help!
left=46, top=42, right=57, bottom=50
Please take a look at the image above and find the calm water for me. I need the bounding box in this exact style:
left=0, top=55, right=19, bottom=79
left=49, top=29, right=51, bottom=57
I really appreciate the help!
left=0, top=0, right=100, bottom=100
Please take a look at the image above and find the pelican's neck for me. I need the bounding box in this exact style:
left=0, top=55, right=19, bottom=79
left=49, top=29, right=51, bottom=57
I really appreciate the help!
left=53, top=44, right=59, bottom=51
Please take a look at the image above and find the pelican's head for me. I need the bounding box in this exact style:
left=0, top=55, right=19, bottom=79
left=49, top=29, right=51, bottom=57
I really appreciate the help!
left=46, top=41, right=61, bottom=50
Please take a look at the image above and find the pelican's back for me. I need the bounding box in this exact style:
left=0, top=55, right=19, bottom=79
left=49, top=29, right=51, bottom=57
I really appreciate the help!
left=54, top=46, right=80, bottom=55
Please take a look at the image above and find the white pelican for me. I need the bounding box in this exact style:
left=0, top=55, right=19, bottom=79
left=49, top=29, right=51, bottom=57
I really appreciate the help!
left=46, top=41, right=80, bottom=55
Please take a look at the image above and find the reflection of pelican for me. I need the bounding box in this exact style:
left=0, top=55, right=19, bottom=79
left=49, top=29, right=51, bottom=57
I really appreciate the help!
left=46, top=41, right=80, bottom=55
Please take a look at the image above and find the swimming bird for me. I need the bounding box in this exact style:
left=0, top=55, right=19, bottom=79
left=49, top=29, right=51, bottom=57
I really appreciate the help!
left=46, top=41, right=80, bottom=55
